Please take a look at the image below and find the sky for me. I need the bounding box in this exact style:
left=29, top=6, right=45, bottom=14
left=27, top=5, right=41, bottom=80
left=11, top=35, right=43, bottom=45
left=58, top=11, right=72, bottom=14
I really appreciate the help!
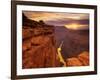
left=23, top=11, right=89, bottom=30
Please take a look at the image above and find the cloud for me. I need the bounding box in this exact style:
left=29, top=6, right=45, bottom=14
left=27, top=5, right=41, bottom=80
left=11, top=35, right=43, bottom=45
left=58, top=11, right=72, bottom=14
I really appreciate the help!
left=23, top=11, right=89, bottom=21
left=23, top=11, right=89, bottom=30
left=65, top=23, right=88, bottom=30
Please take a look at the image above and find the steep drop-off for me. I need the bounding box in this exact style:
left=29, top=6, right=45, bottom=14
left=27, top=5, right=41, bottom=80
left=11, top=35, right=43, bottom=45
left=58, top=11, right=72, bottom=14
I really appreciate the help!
left=22, top=14, right=59, bottom=68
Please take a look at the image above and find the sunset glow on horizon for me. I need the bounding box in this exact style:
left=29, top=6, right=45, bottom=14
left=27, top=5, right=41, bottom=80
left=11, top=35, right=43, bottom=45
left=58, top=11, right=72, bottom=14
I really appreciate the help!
left=64, top=23, right=88, bottom=30
left=23, top=11, right=89, bottom=30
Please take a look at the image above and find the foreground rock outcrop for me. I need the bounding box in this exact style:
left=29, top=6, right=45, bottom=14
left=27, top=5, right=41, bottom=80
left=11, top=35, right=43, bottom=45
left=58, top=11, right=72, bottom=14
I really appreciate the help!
left=66, top=51, right=89, bottom=66
left=22, top=14, right=59, bottom=68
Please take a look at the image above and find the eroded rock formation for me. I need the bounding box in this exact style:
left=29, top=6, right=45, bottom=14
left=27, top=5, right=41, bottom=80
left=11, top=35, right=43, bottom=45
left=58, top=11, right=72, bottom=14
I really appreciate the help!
left=22, top=14, right=59, bottom=68
left=66, top=51, right=89, bottom=66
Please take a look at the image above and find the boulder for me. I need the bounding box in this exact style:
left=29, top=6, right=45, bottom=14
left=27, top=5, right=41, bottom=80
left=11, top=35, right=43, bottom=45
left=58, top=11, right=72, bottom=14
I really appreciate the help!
left=66, top=57, right=83, bottom=66
left=78, top=51, right=89, bottom=66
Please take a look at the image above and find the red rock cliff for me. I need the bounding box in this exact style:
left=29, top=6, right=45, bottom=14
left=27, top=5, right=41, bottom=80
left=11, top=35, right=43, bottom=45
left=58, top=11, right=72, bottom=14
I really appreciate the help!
left=22, top=14, right=59, bottom=68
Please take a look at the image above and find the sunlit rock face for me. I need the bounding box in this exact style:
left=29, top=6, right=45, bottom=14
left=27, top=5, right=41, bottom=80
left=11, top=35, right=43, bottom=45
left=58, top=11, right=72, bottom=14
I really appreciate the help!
left=22, top=14, right=60, bottom=68
left=78, top=51, right=89, bottom=66
left=66, top=51, right=89, bottom=66
left=66, top=57, right=83, bottom=66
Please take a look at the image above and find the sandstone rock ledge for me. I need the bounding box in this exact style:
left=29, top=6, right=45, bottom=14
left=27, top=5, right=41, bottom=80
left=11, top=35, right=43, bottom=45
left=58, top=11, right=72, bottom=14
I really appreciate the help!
left=22, top=14, right=59, bottom=68
left=66, top=51, right=89, bottom=67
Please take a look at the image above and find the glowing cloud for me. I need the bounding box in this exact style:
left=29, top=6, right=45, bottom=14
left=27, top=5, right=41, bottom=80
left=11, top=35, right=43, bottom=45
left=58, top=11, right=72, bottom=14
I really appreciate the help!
left=64, top=23, right=88, bottom=30
left=23, top=11, right=89, bottom=21
left=23, top=11, right=89, bottom=30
